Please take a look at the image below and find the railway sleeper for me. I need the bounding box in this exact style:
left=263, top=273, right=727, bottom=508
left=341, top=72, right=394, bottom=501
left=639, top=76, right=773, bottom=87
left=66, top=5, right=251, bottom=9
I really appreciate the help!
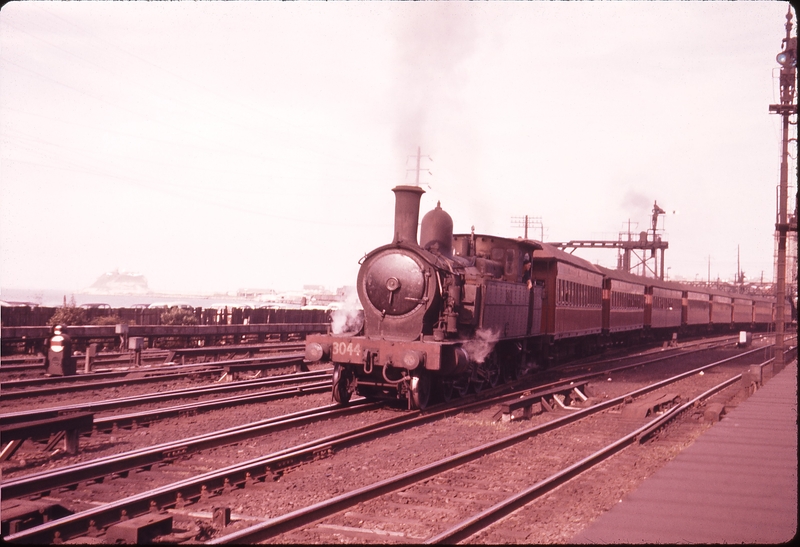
left=266, top=447, right=334, bottom=478
left=0, top=499, right=73, bottom=536
left=622, top=392, right=681, bottom=419
left=741, top=363, right=767, bottom=396
left=496, top=382, right=593, bottom=421
left=703, top=402, right=727, bottom=422
left=0, top=412, right=93, bottom=460
left=105, top=513, right=173, bottom=545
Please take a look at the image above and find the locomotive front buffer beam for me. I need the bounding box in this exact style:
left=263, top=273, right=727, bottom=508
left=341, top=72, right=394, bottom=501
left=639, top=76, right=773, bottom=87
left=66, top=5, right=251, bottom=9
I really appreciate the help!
left=305, top=334, right=466, bottom=376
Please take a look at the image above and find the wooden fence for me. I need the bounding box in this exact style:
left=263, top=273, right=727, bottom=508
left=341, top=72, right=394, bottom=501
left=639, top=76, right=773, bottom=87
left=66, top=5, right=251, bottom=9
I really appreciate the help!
left=0, top=306, right=330, bottom=327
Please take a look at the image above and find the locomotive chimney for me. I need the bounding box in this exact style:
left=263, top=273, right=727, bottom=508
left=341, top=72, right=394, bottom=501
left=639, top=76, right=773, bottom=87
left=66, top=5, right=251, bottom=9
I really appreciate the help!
left=391, top=185, right=425, bottom=245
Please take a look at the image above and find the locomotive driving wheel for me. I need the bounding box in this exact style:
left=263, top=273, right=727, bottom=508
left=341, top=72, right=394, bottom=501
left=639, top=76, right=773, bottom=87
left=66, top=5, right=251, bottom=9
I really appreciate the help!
left=480, top=352, right=501, bottom=388
left=409, top=370, right=431, bottom=410
left=470, top=364, right=484, bottom=394
left=439, top=378, right=454, bottom=403
left=503, top=344, right=525, bottom=381
left=332, top=364, right=353, bottom=405
left=452, top=373, right=470, bottom=398
left=507, top=359, right=525, bottom=381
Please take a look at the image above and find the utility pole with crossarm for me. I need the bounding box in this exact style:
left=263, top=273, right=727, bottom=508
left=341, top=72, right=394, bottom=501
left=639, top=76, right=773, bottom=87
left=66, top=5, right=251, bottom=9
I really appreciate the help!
left=768, top=7, right=797, bottom=369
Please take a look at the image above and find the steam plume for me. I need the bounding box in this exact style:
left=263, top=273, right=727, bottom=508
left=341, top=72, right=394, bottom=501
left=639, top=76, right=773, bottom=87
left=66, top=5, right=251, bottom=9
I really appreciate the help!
left=462, top=328, right=498, bottom=363
left=330, top=290, right=364, bottom=334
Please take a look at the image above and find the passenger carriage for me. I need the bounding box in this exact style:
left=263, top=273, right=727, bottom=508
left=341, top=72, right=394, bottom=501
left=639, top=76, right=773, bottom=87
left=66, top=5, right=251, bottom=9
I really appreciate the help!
left=595, top=266, right=646, bottom=344
left=709, top=292, right=733, bottom=331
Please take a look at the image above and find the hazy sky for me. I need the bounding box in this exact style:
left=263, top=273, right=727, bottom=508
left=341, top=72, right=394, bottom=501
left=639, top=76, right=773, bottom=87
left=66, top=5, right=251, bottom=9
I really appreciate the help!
left=0, top=1, right=796, bottom=295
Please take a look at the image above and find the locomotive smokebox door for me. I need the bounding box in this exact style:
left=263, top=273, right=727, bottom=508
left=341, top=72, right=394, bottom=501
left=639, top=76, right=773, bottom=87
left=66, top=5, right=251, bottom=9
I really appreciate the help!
left=46, top=325, right=76, bottom=376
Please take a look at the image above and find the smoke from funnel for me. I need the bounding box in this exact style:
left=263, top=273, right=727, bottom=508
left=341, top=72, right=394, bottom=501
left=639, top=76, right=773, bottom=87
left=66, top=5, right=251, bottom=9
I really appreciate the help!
left=391, top=6, right=478, bottom=164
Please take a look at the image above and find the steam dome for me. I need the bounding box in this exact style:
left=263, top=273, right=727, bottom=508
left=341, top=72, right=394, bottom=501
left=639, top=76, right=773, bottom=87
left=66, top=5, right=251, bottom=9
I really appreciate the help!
left=420, top=201, right=453, bottom=256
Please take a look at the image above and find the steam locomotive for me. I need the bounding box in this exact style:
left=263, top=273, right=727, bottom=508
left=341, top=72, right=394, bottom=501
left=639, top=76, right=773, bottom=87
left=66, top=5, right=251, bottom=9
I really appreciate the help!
left=305, top=186, right=785, bottom=410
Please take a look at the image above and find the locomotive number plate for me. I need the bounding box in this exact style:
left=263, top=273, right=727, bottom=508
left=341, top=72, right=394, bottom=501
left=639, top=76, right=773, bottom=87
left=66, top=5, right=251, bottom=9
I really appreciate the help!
left=332, top=342, right=361, bottom=359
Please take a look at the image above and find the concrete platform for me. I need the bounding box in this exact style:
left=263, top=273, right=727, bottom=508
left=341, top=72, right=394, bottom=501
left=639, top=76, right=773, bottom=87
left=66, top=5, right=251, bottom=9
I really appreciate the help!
left=573, top=360, right=797, bottom=544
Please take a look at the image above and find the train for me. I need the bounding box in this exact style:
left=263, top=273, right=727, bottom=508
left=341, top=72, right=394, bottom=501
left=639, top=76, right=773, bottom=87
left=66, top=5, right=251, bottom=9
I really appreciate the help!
left=305, top=185, right=790, bottom=410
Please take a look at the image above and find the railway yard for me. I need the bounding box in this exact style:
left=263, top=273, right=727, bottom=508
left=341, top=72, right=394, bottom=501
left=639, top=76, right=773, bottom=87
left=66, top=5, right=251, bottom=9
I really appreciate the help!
left=2, top=3, right=798, bottom=545
left=1, top=332, right=796, bottom=544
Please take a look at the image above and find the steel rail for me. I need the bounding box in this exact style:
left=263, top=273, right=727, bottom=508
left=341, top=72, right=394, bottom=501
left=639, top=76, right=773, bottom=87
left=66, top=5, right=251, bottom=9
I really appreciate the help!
left=0, top=362, right=223, bottom=390
left=529, top=338, right=762, bottom=402
left=91, top=380, right=333, bottom=431
left=0, top=397, right=377, bottom=503
left=2, top=395, right=509, bottom=544
left=0, top=345, right=302, bottom=372
left=0, top=370, right=223, bottom=401
left=0, top=369, right=332, bottom=426
left=556, top=339, right=735, bottom=378
left=0, top=363, right=225, bottom=390
left=0, top=363, right=45, bottom=373
left=426, top=355, right=790, bottom=544
left=3, top=344, right=774, bottom=543
left=557, top=333, right=736, bottom=371
left=0, top=354, right=305, bottom=400
left=207, top=345, right=771, bottom=544
left=166, top=341, right=305, bottom=361
left=635, top=343, right=796, bottom=443
left=559, top=332, right=792, bottom=376
left=0, top=343, right=303, bottom=369
left=1, top=351, right=305, bottom=389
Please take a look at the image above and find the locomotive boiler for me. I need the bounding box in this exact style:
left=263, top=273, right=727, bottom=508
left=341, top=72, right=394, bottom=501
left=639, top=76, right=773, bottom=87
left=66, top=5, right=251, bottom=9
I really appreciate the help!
left=305, top=185, right=544, bottom=409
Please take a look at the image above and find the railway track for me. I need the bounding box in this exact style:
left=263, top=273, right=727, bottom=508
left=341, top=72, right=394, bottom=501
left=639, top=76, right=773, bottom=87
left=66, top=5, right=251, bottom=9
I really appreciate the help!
left=207, top=344, right=783, bottom=544
left=4, top=341, right=790, bottom=544
left=554, top=332, right=763, bottom=374
left=1, top=398, right=381, bottom=502
left=0, top=342, right=306, bottom=378
left=0, top=369, right=333, bottom=427
left=0, top=351, right=169, bottom=375
left=0, top=353, right=305, bottom=400
left=205, top=344, right=776, bottom=544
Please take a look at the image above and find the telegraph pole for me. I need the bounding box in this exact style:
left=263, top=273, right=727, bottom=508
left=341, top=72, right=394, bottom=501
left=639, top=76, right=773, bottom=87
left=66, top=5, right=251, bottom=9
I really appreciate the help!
left=511, top=215, right=544, bottom=240
left=407, top=146, right=432, bottom=187
left=768, top=7, right=797, bottom=369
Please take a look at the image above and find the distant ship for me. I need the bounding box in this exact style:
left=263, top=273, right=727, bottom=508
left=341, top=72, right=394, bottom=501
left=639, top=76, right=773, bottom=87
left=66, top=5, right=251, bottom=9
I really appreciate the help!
left=85, top=269, right=150, bottom=295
